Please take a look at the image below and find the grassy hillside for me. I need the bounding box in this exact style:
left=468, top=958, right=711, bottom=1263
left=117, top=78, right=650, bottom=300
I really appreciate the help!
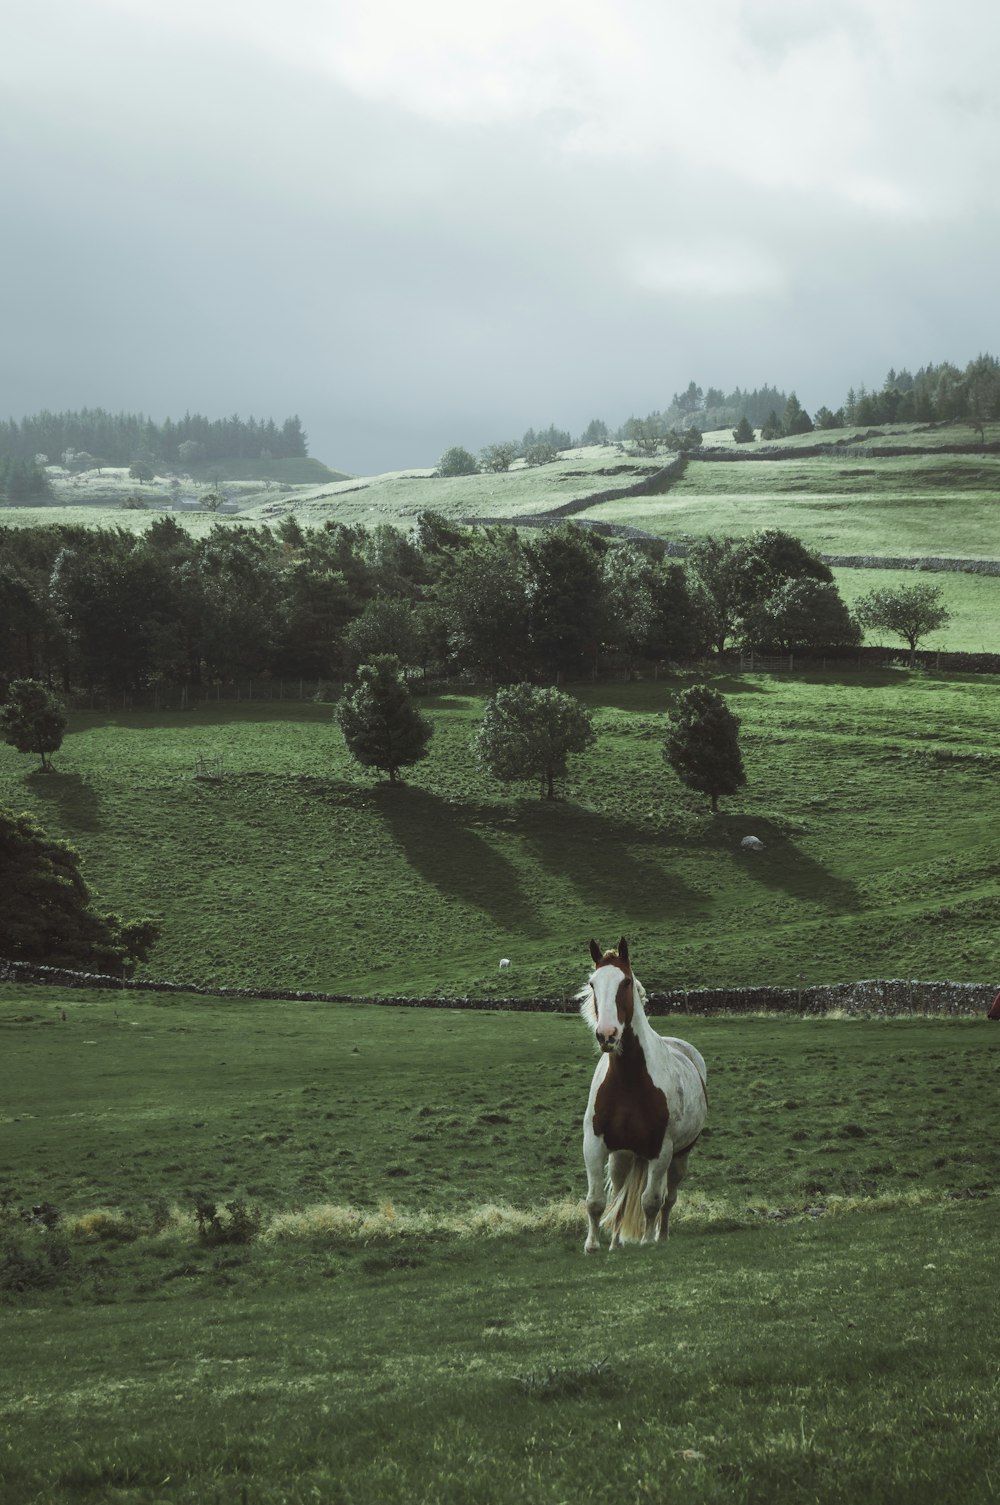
left=2, top=675, right=997, bottom=997
left=583, top=450, right=1000, bottom=560
left=2, top=993, right=997, bottom=1504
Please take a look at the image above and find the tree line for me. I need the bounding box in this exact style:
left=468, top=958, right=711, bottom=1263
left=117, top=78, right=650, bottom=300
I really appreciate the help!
left=508, top=354, right=1000, bottom=458
left=0, top=512, right=950, bottom=701
left=0, top=409, right=310, bottom=470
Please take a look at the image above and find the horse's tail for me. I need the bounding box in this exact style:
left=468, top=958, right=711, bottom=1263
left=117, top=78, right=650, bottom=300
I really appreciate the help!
left=600, top=1157, right=648, bottom=1242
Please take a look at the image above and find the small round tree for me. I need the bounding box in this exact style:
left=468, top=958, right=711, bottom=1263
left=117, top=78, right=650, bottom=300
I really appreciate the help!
left=478, top=442, right=517, bottom=473
left=337, top=656, right=432, bottom=784
left=664, top=684, right=746, bottom=813
left=0, top=804, right=160, bottom=973
left=475, top=684, right=596, bottom=800
left=437, top=446, right=480, bottom=477
left=0, top=678, right=67, bottom=772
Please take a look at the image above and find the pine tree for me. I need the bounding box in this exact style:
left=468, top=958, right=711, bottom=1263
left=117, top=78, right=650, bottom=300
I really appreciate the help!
left=732, top=415, right=755, bottom=444
left=663, top=684, right=745, bottom=813
left=337, top=656, right=432, bottom=784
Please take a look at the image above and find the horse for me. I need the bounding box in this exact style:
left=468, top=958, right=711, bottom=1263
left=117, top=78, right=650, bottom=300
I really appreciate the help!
left=578, top=937, right=707, bottom=1254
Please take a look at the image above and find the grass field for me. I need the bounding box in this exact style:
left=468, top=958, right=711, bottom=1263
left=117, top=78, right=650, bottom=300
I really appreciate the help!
left=2, top=991, right=997, bottom=1504
left=582, top=452, right=1000, bottom=561
left=1, top=674, right=998, bottom=998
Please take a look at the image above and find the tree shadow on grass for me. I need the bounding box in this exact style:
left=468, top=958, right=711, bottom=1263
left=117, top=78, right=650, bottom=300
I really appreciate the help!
left=372, top=785, right=542, bottom=935
left=513, top=800, right=706, bottom=922
left=25, top=769, right=103, bottom=833
left=711, top=815, right=862, bottom=912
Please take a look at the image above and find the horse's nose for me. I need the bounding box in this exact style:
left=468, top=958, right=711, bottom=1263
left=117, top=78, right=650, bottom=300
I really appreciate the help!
left=596, top=1027, right=618, bottom=1048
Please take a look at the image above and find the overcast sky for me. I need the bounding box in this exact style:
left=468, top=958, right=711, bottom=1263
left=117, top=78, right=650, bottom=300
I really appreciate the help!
left=3, top=1, right=998, bottom=474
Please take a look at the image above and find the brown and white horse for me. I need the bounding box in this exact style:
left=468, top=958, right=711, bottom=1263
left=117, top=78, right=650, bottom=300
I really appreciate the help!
left=578, top=937, right=707, bottom=1254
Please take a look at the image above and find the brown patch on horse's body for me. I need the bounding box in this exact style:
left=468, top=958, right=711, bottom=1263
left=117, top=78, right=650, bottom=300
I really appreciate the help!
left=592, top=1029, right=670, bottom=1161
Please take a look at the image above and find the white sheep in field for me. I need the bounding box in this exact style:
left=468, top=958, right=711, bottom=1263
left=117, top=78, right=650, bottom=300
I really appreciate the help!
left=499, top=958, right=511, bottom=972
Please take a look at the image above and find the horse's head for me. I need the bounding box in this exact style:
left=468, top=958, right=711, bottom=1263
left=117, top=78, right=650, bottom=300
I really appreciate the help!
left=580, top=936, right=635, bottom=1054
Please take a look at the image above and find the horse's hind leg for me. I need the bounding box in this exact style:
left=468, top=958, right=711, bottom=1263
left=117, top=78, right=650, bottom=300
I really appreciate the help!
left=658, top=1151, right=690, bottom=1242
left=640, top=1151, right=673, bottom=1245
left=607, top=1152, right=631, bottom=1251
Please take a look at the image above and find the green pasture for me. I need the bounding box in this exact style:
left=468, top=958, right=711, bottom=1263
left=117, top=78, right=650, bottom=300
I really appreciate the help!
left=2, top=992, right=997, bottom=1504
left=1, top=674, right=998, bottom=997
left=582, top=451, right=1000, bottom=561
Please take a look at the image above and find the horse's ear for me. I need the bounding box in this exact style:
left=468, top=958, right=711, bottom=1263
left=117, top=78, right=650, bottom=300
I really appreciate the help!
left=617, top=937, right=629, bottom=964
left=589, top=939, right=603, bottom=966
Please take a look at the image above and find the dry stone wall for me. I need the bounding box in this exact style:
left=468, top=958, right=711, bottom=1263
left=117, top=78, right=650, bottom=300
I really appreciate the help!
left=1, top=959, right=993, bottom=1017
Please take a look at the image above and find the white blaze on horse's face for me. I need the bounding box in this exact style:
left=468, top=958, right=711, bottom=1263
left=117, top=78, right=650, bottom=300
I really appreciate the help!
left=590, top=964, right=633, bottom=1053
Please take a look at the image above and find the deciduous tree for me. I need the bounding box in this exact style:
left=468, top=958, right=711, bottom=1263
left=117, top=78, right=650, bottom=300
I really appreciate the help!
left=853, top=583, right=952, bottom=666
left=436, top=446, right=479, bottom=477
left=741, top=578, right=860, bottom=654
left=0, top=678, right=66, bottom=771
left=0, top=804, right=159, bottom=973
left=475, top=684, right=595, bottom=800
left=479, top=442, right=517, bottom=473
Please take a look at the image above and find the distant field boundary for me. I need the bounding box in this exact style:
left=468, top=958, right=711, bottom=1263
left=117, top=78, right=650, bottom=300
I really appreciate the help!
left=699, top=437, right=1000, bottom=461
left=1, top=960, right=993, bottom=1017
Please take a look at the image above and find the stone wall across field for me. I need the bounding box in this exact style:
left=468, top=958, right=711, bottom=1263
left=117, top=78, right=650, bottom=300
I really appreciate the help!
left=1, top=960, right=994, bottom=1018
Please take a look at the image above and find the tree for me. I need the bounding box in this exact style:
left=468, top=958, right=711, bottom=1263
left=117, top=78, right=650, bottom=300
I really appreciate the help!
left=853, top=583, right=952, bottom=666
left=760, top=410, right=783, bottom=441
left=599, top=542, right=701, bottom=668
left=663, top=684, right=746, bottom=813
left=526, top=525, right=603, bottom=677
left=732, top=416, right=755, bottom=444
left=337, top=656, right=432, bottom=784
left=440, top=531, right=533, bottom=681
left=686, top=537, right=745, bottom=654
left=673, top=381, right=704, bottom=417
left=128, top=452, right=157, bottom=484
left=342, top=596, right=420, bottom=672
left=729, top=528, right=833, bottom=618
left=782, top=393, right=813, bottom=436
left=0, top=804, right=159, bottom=973
left=741, top=578, right=860, bottom=654
left=623, top=416, right=661, bottom=455
left=0, top=679, right=66, bottom=771
left=437, top=446, right=479, bottom=477
left=475, top=683, right=595, bottom=800
left=964, top=354, right=1000, bottom=440
left=579, top=418, right=609, bottom=446
left=479, top=442, right=517, bottom=473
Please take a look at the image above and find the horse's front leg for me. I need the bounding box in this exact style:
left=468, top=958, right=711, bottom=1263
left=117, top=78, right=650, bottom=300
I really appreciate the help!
left=640, top=1148, right=674, bottom=1245
left=583, top=1126, right=608, bottom=1254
